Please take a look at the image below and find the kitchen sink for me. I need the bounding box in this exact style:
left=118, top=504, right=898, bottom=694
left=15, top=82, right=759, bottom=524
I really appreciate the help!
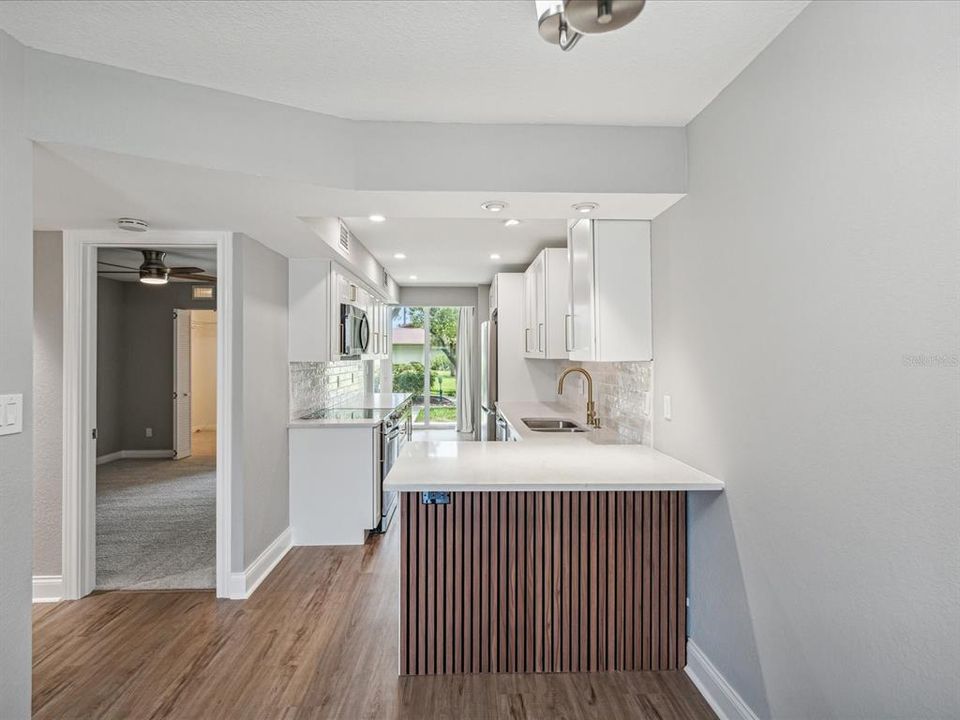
left=521, top=418, right=589, bottom=433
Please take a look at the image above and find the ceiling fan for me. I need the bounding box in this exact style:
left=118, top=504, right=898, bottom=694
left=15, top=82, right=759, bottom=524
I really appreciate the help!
left=97, top=249, right=216, bottom=286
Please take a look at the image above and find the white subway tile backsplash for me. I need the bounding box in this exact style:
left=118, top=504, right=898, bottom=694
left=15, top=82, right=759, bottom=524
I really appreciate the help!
left=290, top=361, right=365, bottom=418
left=556, top=361, right=653, bottom=445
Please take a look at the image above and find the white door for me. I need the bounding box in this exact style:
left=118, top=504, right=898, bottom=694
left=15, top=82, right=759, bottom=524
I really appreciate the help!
left=173, top=309, right=192, bottom=459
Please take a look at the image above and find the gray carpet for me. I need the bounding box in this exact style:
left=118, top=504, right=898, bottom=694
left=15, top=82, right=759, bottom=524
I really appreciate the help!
left=96, top=432, right=216, bottom=590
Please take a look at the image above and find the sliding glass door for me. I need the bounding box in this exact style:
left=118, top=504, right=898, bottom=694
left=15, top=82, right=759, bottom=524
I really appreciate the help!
left=391, top=306, right=461, bottom=427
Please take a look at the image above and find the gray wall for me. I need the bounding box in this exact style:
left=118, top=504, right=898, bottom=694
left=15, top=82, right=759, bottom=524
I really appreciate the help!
left=117, top=280, right=214, bottom=451
left=33, top=232, right=63, bottom=577
left=0, top=29, right=33, bottom=720
left=651, top=2, right=960, bottom=717
left=95, top=277, right=216, bottom=454
left=96, top=278, right=123, bottom=455
left=398, top=285, right=478, bottom=308
left=237, top=234, right=289, bottom=567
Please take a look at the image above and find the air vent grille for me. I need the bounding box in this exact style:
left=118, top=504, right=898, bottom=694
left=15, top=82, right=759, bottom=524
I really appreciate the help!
left=383, top=270, right=389, bottom=287
left=338, top=222, right=351, bottom=252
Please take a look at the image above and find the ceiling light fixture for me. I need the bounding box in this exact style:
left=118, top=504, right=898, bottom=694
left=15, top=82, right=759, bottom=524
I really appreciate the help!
left=490, top=253, right=502, bottom=260
left=481, top=200, right=508, bottom=213
left=394, top=252, right=407, bottom=259
left=536, top=0, right=645, bottom=52
left=409, top=275, right=418, bottom=280
left=369, top=214, right=386, bottom=223
left=572, top=202, right=599, bottom=214
left=139, top=268, right=169, bottom=285
left=503, top=219, right=521, bottom=227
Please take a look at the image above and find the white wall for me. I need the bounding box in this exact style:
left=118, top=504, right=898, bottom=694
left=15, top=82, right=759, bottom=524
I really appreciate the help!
left=0, top=28, right=33, bottom=720
left=651, top=2, right=960, bottom=717
left=236, top=234, right=289, bottom=567
left=190, top=310, right=217, bottom=431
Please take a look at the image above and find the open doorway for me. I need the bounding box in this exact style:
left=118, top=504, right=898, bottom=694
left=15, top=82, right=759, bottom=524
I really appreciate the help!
left=93, top=246, right=218, bottom=590
left=391, top=305, right=475, bottom=441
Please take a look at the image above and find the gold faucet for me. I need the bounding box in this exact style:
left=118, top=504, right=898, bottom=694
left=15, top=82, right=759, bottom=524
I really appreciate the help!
left=558, top=367, right=601, bottom=428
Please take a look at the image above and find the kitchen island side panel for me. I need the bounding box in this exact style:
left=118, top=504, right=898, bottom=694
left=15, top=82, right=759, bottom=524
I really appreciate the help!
left=399, top=490, right=686, bottom=675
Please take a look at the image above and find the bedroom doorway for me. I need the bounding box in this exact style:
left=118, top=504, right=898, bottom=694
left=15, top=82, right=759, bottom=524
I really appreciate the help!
left=62, top=230, right=234, bottom=599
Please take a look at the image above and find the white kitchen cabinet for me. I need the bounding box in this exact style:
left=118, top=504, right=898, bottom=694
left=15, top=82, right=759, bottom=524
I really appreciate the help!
left=289, top=258, right=393, bottom=362
left=567, top=219, right=652, bottom=362
left=289, top=426, right=379, bottom=545
left=523, top=248, right=569, bottom=360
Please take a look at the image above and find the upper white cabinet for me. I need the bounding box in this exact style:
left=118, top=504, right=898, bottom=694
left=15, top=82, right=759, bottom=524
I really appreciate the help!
left=568, top=219, right=652, bottom=362
left=289, top=258, right=392, bottom=362
left=523, top=248, right=569, bottom=359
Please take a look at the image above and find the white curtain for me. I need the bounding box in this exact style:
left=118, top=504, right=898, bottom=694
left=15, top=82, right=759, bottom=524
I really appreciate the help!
left=455, top=307, right=475, bottom=434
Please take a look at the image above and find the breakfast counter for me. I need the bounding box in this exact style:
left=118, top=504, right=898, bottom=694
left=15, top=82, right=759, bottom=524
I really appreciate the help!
left=388, top=400, right=721, bottom=677
left=384, top=400, right=724, bottom=492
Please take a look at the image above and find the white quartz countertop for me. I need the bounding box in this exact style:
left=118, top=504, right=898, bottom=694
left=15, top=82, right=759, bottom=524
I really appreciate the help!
left=288, top=392, right=412, bottom=428
left=384, top=401, right=723, bottom=492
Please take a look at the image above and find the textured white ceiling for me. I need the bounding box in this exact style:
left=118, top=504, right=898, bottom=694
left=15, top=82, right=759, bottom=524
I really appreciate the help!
left=0, top=0, right=808, bottom=125
left=343, top=217, right=567, bottom=285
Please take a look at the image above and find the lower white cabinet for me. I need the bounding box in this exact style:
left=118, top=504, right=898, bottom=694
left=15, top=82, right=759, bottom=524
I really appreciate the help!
left=289, top=426, right=379, bottom=545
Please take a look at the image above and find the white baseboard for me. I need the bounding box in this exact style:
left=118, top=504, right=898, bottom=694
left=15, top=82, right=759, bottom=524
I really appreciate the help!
left=227, top=527, right=291, bottom=600
left=32, top=575, right=64, bottom=603
left=96, top=449, right=176, bottom=465
left=686, top=640, right=760, bottom=720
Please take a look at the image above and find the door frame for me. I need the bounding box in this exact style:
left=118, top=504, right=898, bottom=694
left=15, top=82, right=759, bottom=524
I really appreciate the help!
left=62, top=230, right=234, bottom=599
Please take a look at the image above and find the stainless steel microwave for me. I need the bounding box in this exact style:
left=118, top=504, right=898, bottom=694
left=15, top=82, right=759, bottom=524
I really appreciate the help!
left=340, top=303, right=370, bottom=358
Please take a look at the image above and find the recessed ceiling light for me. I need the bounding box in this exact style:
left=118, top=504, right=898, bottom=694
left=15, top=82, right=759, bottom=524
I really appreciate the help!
left=572, top=202, right=599, bottom=214
left=409, top=275, right=418, bottom=280
left=503, top=219, right=520, bottom=227
left=490, top=253, right=501, bottom=260
left=369, top=214, right=386, bottom=223
left=481, top=200, right=508, bottom=213
left=393, top=252, right=406, bottom=259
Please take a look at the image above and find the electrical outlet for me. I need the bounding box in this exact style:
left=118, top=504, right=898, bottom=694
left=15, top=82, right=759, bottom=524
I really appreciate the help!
left=145, top=427, right=153, bottom=438
left=663, top=395, right=672, bottom=421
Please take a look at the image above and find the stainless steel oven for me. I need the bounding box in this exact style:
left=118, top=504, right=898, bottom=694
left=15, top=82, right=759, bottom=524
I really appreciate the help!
left=340, top=302, right=370, bottom=359
left=376, top=401, right=412, bottom=532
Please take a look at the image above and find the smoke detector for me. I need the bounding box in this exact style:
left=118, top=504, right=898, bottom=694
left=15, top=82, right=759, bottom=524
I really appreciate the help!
left=117, top=217, right=149, bottom=232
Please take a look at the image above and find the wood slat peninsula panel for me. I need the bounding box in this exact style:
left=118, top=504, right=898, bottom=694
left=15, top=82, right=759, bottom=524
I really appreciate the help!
left=399, top=490, right=686, bottom=675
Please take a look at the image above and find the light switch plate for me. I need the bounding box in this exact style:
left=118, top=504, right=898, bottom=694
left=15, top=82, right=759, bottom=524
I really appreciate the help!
left=663, top=395, right=672, bottom=421
left=0, top=394, right=23, bottom=436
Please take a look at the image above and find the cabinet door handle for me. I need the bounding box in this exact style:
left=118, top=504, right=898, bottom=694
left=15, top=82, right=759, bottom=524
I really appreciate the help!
left=564, top=314, right=573, bottom=352
left=538, top=322, right=544, bottom=352
left=524, top=328, right=531, bottom=353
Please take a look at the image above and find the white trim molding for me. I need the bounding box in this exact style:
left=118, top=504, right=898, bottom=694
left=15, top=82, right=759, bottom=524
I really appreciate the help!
left=227, top=527, right=292, bottom=600
left=32, top=575, right=64, bottom=604
left=96, top=449, right=176, bottom=465
left=62, top=230, right=235, bottom=600
left=686, top=640, right=760, bottom=720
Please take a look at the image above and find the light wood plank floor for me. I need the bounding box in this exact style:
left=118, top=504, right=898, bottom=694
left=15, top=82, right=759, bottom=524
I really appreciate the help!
left=33, top=519, right=716, bottom=720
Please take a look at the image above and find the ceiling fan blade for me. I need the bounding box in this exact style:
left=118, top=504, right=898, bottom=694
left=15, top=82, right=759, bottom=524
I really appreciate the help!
left=168, top=266, right=206, bottom=274
left=173, top=273, right=217, bottom=283
left=97, top=270, right=139, bottom=274
left=97, top=260, right=140, bottom=271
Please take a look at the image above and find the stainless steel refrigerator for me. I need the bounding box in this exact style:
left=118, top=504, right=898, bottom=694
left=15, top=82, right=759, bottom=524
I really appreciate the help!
left=479, top=313, right=498, bottom=441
